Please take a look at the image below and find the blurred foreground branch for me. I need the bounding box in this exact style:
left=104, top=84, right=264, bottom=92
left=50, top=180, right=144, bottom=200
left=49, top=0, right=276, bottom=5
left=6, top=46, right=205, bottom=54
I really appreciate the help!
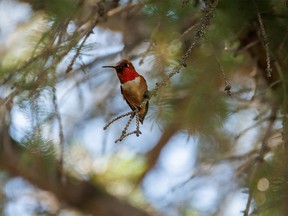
left=0, top=129, right=149, bottom=216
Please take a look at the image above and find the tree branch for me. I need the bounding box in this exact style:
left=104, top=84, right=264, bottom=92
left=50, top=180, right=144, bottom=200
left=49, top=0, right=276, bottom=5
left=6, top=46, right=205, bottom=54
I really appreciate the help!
left=0, top=129, right=149, bottom=216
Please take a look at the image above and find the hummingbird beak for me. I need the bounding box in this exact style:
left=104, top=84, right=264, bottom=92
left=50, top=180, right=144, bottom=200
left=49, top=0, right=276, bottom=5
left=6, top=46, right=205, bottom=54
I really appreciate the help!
left=102, top=65, right=116, bottom=69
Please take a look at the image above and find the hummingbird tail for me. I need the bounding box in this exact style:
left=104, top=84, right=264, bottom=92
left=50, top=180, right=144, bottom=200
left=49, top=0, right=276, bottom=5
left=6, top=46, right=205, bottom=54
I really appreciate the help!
left=139, top=117, right=144, bottom=124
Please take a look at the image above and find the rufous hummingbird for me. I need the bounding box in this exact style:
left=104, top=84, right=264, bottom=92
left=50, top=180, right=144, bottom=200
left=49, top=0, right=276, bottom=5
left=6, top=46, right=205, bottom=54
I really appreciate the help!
left=103, top=59, right=149, bottom=124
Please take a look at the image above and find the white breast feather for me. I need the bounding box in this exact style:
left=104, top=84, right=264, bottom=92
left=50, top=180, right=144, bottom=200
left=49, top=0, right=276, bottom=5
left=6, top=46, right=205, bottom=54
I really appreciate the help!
left=121, top=76, right=141, bottom=91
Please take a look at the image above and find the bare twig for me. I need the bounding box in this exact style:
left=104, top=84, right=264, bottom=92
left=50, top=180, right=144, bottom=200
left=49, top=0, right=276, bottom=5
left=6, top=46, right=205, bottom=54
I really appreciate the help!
left=274, top=62, right=288, bottom=149
left=119, top=113, right=134, bottom=137
left=258, top=110, right=277, bottom=160
left=179, top=24, right=196, bottom=41
left=104, top=109, right=142, bottom=143
left=66, top=20, right=98, bottom=73
left=113, top=109, right=142, bottom=143
left=114, top=111, right=143, bottom=143
left=235, top=117, right=269, bottom=141
left=138, top=41, right=154, bottom=65
left=65, top=1, right=107, bottom=73
left=135, top=109, right=141, bottom=136
left=225, top=149, right=259, bottom=162
left=103, top=111, right=134, bottom=130
left=234, top=40, right=260, bottom=56
left=241, top=109, right=277, bottom=216
left=115, top=130, right=142, bottom=143
left=255, top=80, right=281, bottom=97
left=254, top=0, right=272, bottom=77
left=52, top=83, right=65, bottom=183
left=243, top=185, right=254, bottom=216
left=217, top=60, right=232, bottom=96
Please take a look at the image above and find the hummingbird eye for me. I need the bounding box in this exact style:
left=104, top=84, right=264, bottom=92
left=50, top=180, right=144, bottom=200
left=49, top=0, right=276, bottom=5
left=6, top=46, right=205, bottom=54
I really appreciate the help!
left=125, top=63, right=129, bottom=68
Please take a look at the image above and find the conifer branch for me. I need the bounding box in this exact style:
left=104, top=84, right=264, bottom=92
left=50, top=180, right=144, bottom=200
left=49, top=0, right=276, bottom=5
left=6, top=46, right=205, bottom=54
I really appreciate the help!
left=103, top=111, right=134, bottom=130
left=103, top=109, right=142, bottom=143
left=115, top=130, right=142, bottom=143
left=235, top=117, right=270, bottom=141
left=114, top=111, right=142, bottom=143
left=243, top=186, right=254, bottom=216
left=104, top=0, right=219, bottom=143
left=139, top=0, right=219, bottom=109
left=65, top=19, right=99, bottom=73
left=274, top=62, right=288, bottom=149
left=135, top=110, right=141, bottom=137
left=254, top=0, right=272, bottom=77
left=103, top=109, right=143, bottom=143
left=217, top=60, right=232, bottom=96
left=118, top=113, right=134, bottom=138
left=242, top=109, right=277, bottom=216
left=52, top=83, right=65, bottom=183
left=57, top=1, right=107, bottom=74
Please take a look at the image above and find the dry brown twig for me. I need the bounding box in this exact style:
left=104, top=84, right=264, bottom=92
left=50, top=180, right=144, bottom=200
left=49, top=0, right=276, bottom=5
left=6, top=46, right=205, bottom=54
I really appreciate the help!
left=103, top=111, right=134, bottom=130
left=217, top=60, right=232, bottom=96
left=112, top=110, right=142, bottom=143
left=253, top=0, right=272, bottom=77
left=103, top=0, right=219, bottom=142
left=65, top=1, right=107, bottom=74
left=65, top=19, right=100, bottom=73
left=241, top=109, right=277, bottom=216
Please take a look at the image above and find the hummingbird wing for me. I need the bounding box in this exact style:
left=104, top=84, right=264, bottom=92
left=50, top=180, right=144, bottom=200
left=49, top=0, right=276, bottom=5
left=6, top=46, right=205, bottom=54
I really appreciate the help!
left=120, top=76, right=148, bottom=124
left=120, top=86, right=135, bottom=112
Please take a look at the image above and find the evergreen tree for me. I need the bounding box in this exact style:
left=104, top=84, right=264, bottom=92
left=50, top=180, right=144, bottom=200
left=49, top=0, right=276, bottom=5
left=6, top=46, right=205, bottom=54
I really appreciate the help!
left=0, top=0, right=288, bottom=215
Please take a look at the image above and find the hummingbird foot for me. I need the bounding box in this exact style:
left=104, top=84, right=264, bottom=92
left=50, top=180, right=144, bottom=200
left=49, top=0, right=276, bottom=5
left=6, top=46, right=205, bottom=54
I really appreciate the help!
left=144, top=90, right=152, bottom=99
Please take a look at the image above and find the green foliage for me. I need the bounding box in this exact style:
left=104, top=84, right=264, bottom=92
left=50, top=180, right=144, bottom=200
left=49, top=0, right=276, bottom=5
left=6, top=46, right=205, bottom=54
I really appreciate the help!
left=1, top=0, right=288, bottom=215
left=28, top=0, right=78, bottom=19
left=252, top=150, right=288, bottom=215
left=143, top=0, right=197, bottom=18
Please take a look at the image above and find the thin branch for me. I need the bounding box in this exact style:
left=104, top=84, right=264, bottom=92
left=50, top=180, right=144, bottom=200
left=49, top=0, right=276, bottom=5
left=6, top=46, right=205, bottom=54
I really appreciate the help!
left=66, top=19, right=99, bottom=73
left=52, top=83, right=65, bottom=183
left=119, top=113, right=134, bottom=138
left=254, top=0, right=272, bottom=77
left=135, top=109, right=141, bottom=136
left=178, top=23, right=197, bottom=41
left=64, top=1, right=107, bottom=73
left=235, top=117, right=269, bottom=141
left=104, top=109, right=142, bottom=143
left=138, top=41, right=155, bottom=65
left=103, top=111, right=134, bottom=130
left=255, top=80, right=281, bottom=97
left=258, top=110, right=277, bottom=160
left=115, top=130, right=142, bottom=143
left=234, top=40, right=260, bottom=56
left=241, top=109, right=277, bottom=216
left=225, top=149, right=259, bottom=161
left=243, top=186, right=254, bottom=216
left=274, top=62, right=288, bottom=149
left=139, top=0, right=219, bottom=109
left=114, top=111, right=143, bottom=143
left=217, top=60, right=232, bottom=96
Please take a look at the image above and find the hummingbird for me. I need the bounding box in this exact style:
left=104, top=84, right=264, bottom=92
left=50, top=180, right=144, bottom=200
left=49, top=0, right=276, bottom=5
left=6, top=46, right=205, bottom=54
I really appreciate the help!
left=103, top=59, right=149, bottom=124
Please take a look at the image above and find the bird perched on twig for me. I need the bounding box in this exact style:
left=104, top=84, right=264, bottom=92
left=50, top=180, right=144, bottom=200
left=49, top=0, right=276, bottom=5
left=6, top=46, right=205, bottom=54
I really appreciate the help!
left=103, top=59, right=149, bottom=124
